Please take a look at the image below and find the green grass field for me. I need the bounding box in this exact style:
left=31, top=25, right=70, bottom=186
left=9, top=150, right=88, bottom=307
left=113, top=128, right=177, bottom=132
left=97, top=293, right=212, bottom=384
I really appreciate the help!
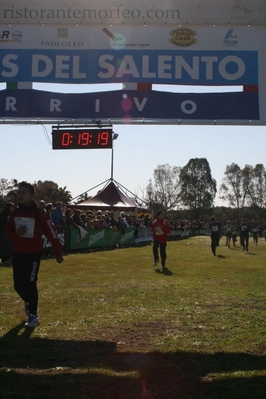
left=0, top=236, right=266, bottom=399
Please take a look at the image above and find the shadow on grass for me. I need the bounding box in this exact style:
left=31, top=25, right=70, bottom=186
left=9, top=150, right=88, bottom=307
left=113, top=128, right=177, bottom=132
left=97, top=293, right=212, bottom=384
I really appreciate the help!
left=155, top=267, right=173, bottom=276
left=1, top=323, right=266, bottom=399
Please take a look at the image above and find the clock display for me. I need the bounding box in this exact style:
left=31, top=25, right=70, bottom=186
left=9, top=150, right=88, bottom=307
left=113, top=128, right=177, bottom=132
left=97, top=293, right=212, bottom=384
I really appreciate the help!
left=52, top=128, right=113, bottom=150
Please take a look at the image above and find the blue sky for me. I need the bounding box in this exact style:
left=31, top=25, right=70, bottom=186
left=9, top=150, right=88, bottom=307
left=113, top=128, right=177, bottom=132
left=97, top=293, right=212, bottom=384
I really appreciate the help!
left=0, top=83, right=265, bottom=206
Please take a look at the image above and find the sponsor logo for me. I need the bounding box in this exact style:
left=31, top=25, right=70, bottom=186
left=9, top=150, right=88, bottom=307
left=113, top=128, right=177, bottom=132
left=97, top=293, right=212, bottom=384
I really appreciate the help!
left=102, top=27, right=118, bottom=42
left=120, top=230, right=134, bottom=244
left=47, top=220, right=57, bottom=239
left=41, top=28, right=84, bottom=47
left=2, top=6, right=180, bottom=24
left=30, top=262, right=38, bottom=282
left=112, top=231, right=120, bottom=242
left=75, top=227, right=88, bottom=245
left=57, top=28, right=68, bottom=38
left=169, top=28, right=197, bottom=47
left=0, top=30, right=9, bottom=42
left=89, top=230, right=105, bottom=246
left=12, top=31, right=22, bottom=40
left=0, top=30, right=22, bottom=43
left=102, top=27, right=150, bottom=49
left=223, top=29, right=238, bottom=47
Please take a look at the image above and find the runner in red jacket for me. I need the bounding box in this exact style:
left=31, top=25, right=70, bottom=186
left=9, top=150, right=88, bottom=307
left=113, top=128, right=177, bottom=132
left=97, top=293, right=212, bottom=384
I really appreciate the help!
left=6, top=181, right=63, bottom=328
left=150, top=210, right=171, bottom=271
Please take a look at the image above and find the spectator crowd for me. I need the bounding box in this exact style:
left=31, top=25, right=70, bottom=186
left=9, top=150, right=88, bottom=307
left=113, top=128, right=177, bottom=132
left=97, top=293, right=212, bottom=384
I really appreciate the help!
left=1, top=199, right=266, bottom=263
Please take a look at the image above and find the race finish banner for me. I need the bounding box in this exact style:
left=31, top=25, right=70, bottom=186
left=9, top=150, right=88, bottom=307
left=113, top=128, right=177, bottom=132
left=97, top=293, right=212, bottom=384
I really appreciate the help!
left=0, top=88, right=259, bottom=122
left=0, top=1, right=266, bottom=125
left=0, top=25, right=260, bottom=85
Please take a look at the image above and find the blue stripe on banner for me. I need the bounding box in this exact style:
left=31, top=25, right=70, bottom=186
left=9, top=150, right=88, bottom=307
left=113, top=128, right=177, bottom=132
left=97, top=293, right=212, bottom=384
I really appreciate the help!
left=0, top=49, right=258, bottom=85
left=0, top=89, right=259, bottom=120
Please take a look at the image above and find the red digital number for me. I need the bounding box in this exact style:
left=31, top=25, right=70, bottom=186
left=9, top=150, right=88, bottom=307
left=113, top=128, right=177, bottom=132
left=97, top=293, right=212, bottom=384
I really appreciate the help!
left=78, top=132, right=90, bottom=146
left=53, top=128, right=112, bottom=150
left=97, top=131, right=109, bottom=146
left=62, top=132, right=71, bottom=146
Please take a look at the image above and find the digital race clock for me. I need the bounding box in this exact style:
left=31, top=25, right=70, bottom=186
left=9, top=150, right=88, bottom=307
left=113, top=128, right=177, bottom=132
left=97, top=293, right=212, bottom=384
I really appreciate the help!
left=52, top=128, right=113, bottom=150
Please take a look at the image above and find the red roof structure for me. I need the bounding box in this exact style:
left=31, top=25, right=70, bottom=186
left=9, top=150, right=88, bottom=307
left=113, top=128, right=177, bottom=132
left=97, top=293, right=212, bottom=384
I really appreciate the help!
left=70, top=180, right=144, bottom=212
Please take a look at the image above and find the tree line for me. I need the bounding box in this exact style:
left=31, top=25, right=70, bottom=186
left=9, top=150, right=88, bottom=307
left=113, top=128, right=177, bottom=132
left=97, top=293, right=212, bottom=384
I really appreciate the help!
left=1, top=159, right=266, bottom=228
left=0, top=179, right=72, bottom=208
left=133, top=159, right=266, bottom=228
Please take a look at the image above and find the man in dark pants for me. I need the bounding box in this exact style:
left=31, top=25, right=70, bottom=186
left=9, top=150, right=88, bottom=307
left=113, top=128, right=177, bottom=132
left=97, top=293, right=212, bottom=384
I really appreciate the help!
left=239, top=217, right=250, bottom=252
left=209, top=216, right=222, bottom=256
left=150, top=210, right=171, bottom=271
left=224, top=220, right=233, bottom=248
left=6, top=181, right=63, bottom=328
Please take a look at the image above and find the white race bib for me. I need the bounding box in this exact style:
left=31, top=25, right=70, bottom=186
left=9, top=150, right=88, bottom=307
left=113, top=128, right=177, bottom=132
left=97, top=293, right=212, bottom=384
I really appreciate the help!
left=14, top=217, right=35, bottom=238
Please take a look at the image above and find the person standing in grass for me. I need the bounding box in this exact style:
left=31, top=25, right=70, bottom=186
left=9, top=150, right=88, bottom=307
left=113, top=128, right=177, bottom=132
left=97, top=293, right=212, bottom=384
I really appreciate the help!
left=209, top=216, right=222, bottom=256
left=224, top=220, right=233, bottom=248
left=232, top=227, right=237, bottom=247
left=6, top=181, right=64, bottom=328
left=150, top=210, right=171, bottom=271
left=252, top=226, right=259, bottom=245
left=239, top=217, right=250, bottom=252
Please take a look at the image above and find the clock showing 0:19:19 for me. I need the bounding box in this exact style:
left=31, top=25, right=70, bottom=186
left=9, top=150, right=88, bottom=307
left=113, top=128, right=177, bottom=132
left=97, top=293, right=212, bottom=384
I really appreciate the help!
left=52, top=128, right=113, bottom=150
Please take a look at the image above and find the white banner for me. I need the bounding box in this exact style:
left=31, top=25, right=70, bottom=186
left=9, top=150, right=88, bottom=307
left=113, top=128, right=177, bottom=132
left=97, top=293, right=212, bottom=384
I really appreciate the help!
left=0, top=25, right=263, bottom=86
left=0, top=24, right=264, bottom=51
left=0, top=1, right=265, bottom=26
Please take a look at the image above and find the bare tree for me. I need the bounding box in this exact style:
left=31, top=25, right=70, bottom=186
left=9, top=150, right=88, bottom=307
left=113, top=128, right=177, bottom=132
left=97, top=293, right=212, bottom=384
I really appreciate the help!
left=219, top=163, right=250, bottom=223
left=247, top=163, right=266, bottom=228
left=145, top=164, right=181, bottom=213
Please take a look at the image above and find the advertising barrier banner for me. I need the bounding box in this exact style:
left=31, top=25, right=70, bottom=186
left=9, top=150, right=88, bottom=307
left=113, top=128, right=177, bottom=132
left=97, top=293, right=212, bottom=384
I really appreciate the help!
left=0, top=226, right=144, bottom=259
left=70, top=227, right=136, bottom=250
left=0, top=224, right=192, bottom=260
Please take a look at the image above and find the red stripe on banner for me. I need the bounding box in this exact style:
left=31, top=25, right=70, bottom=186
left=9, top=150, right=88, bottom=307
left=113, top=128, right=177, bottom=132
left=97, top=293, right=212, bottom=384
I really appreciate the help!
left=243, top=85, right=258, bottom=92
left=137, top=83, right=152, bottom=90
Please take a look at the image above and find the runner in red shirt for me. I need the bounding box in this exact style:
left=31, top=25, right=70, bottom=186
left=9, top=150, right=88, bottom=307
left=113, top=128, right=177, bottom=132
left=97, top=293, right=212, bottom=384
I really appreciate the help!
left=6, top=181, right=63, bottom=328
left=150, top=210, right=171, bottom=271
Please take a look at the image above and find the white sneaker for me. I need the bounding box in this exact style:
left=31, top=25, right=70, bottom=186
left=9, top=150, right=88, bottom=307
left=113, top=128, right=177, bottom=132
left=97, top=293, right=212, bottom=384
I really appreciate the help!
left=25, top=314, right=39, bottom=328
left=153, top=259, right=159, bottom=266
